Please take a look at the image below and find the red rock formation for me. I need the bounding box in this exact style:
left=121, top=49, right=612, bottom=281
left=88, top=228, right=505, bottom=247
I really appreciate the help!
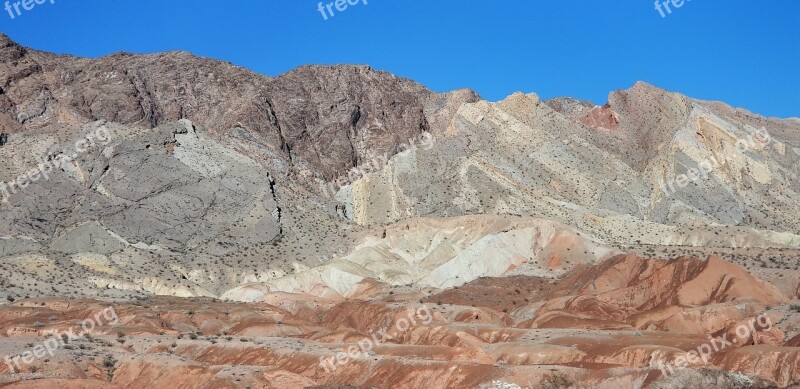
left=0, top=254, right=797, bottom=387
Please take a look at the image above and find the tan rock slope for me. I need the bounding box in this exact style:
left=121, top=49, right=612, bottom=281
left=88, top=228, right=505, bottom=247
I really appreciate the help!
left=339, top=89, right=800, bottom=249
left=222, top=215, right=619, bottom=301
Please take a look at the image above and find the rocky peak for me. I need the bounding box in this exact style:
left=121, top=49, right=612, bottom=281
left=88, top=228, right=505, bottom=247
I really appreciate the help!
left=0, top=33, right=26, bottom=62
left=0, top=35, right=479, bottom=181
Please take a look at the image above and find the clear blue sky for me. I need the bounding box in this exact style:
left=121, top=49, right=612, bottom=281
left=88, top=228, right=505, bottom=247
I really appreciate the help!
left=1, top=1, right=798, bottom=118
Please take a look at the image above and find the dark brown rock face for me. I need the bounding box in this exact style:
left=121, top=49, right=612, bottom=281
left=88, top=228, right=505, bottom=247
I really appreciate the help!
left=260, top=65, right=475, bottom=179
left=0, top=33, right=478, bottom=179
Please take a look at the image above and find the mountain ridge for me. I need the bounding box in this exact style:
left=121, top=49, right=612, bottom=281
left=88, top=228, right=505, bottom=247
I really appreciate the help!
left=4, top=32, right=800, bottom=389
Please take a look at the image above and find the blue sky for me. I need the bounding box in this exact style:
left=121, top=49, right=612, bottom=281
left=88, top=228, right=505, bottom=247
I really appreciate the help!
left=1, top=1, right=798, bottom=118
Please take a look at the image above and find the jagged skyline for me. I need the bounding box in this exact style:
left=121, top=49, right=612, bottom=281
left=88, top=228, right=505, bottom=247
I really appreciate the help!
left=1, top=1, right=799, bottom=118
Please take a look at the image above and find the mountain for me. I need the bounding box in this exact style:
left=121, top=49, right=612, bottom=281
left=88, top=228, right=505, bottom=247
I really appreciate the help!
left=340, top=86, right=800, bottom=245
left=0, top=33, right=479, bottom=180
left=2, top=34, right=800, bottom=388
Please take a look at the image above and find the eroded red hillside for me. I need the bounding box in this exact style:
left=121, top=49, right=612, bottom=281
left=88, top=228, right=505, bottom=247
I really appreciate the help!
left=0, top=254, right=797, bottom=388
